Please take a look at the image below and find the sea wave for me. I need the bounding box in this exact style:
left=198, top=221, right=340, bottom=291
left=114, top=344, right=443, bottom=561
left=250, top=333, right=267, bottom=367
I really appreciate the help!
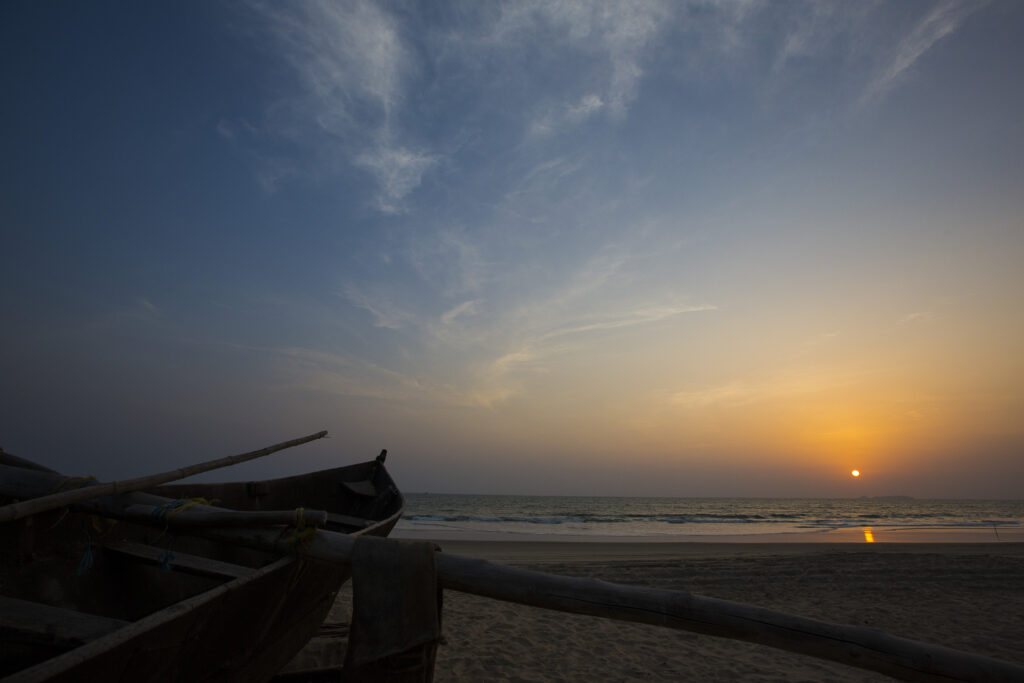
left=404, top=512, right=1023, bottom=524
left=399, top=494, right=1023, bottom=537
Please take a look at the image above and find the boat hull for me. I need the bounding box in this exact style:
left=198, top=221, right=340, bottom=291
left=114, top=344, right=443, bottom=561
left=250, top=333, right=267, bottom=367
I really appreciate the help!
left=0, top=454, right=403, bottom=682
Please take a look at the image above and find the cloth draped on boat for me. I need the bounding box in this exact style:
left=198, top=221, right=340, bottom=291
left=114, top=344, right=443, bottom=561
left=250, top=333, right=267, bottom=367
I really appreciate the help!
left=342, top=537, right=442, bottom=683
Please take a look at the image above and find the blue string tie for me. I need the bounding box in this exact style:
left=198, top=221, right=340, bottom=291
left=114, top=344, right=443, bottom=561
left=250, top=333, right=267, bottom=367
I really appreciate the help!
left=76, top=530, right=94, bottom=576
left=158, top=537, right=176, bottom=571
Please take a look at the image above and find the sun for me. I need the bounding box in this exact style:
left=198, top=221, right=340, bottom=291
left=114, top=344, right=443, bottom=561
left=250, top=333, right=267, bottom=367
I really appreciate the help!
left=851, top=469, right=861, bottom=478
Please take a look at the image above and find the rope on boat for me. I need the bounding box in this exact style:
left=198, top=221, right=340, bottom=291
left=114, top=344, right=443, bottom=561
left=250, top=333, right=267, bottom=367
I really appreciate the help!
left=283, top=506, right=318, bottom=552
left=158, top=536, right=176, bottom=571
left=76, top=529, right=94, bottom=576
left=39, top=477, right=117, bottom=535
left=281, top=507, right=318, bottom=588
left=89, top=514, right=117, bottom=535
left=149, top=497, right=217, bottom=525
left=149, top=498, right=217, bottom=546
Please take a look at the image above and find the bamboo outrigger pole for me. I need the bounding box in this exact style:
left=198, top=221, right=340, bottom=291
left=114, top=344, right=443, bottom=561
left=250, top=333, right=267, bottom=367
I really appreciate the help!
left=0, top=431, right=328, bottom=524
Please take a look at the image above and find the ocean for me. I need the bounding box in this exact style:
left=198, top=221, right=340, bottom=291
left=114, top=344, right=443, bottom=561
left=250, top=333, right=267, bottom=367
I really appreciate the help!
left=395, top=494, right=1024, bottom=539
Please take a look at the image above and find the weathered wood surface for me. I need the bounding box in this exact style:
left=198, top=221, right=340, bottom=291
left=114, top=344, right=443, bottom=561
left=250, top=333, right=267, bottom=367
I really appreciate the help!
left=3, top=556, right=339, bottom=683
left=0, top=431, right=327, bottom=524
left=100, top=540, right=257, bottom=580
left=0, top=596, right=129, bottom=649
left=122, top=504, right=329, bottom=529
left=341, top=480, right=377, bottom=497
left=0, top=449, right=57, bottom=473
left=324, top=512, right=374, bottom=529
left=3, top=464, right=1021, bottom=682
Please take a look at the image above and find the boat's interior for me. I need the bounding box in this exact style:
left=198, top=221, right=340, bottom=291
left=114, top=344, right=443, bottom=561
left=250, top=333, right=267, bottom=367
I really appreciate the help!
left=0, top=504, right=276, bottom=676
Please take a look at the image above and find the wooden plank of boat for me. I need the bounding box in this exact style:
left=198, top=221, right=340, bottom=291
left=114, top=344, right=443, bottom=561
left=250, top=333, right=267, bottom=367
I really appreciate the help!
left=0, top=595, right=129, bottom=653
left=100, top=541, right=256, bottom=580
left=2, top=555, right=320, bottom=683
left=340, top=480, right=377, bottom=497
left=272, top=624, right=351, bottom=679
left=0, top=498, right=344, bottom=682
left=323, top=512, right=374, bottom=529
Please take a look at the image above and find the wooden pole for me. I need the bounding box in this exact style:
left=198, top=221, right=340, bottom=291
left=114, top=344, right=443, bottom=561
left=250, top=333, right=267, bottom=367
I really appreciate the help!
left=0, top=448, right=58, bottom=473
left=2, top=463, right=1023, bottom=682
left=0, top=431, right=327, bottom=524
left=121, top=504, right=329, bottom=528
left=433, top=553, right=1024, bottom=683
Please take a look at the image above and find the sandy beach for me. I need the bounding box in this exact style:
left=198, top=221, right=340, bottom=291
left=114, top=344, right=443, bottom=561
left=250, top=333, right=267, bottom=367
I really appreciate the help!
left=364, top=531, right=1024, bottom=681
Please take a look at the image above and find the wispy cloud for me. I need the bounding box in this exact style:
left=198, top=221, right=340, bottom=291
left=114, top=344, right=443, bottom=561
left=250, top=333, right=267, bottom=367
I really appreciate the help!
left=237, top=0, right=981, bottom=206
left=242, top=0, right=435, bottom=209
left=406, top=229, right=488, bottom=299
left=669, top=370, right=863, bottom=410
left=899, top=310, right=935, bottom=325
left=537, top=303, right=715, bottom=343
left=252, top=0, right=406, bottom=129
left=670, top=381, right=753, bottom=409
left=491, top=0, right=671, bottom=134
left=252, top=157, right=297, bottom=194
left=649, top=1, right=980, bottom=116
left=860, top=0, right=983, bottom=107
left=274, top=343, right=533, bottom=411
left=355, top=145, right=438, bottom=213
left=529, top=94, right=605, bottom=137
left=463, top=242, right=713, bottom=401
left=85, top=297, right=164, bottom=333
left=441, top=299, right=481, bottom=326
left=341, top=285, right=414, bottom=330
left=277, top=346, right=437, bottom=404
left=332, top=236, right=713, bottom=408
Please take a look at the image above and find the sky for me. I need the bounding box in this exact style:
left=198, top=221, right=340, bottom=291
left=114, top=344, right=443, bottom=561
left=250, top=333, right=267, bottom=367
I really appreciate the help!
left=1, top=1, right=1022, bottom=498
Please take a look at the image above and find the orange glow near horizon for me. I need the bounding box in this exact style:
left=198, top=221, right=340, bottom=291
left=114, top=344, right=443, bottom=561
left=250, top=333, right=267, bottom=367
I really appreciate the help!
left=863, top=527, right=875, bottom=543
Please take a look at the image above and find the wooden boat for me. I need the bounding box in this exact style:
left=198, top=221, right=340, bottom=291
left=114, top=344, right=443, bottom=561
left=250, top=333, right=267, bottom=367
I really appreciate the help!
left=0, top=450, right=403, bottom=683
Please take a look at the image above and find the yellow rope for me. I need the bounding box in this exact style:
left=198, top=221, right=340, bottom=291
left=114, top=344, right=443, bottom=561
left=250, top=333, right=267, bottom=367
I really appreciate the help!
left=150, top=497, right=219, bottom=537
left=284, top=507, right=317, bottom=588
left=40, top=477, right=98, bottom=531
left=284, top=507, right=318, bottom=552
left=166, top=497, right=215, bottom=520
left=287, top=527, right=318, bottom=548
left=90, top=514, right=117, bottom=534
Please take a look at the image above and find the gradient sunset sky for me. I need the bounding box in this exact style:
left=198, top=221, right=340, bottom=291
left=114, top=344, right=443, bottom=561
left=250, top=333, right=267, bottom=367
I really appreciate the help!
left=2, top=1, right=1022, bottom=497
